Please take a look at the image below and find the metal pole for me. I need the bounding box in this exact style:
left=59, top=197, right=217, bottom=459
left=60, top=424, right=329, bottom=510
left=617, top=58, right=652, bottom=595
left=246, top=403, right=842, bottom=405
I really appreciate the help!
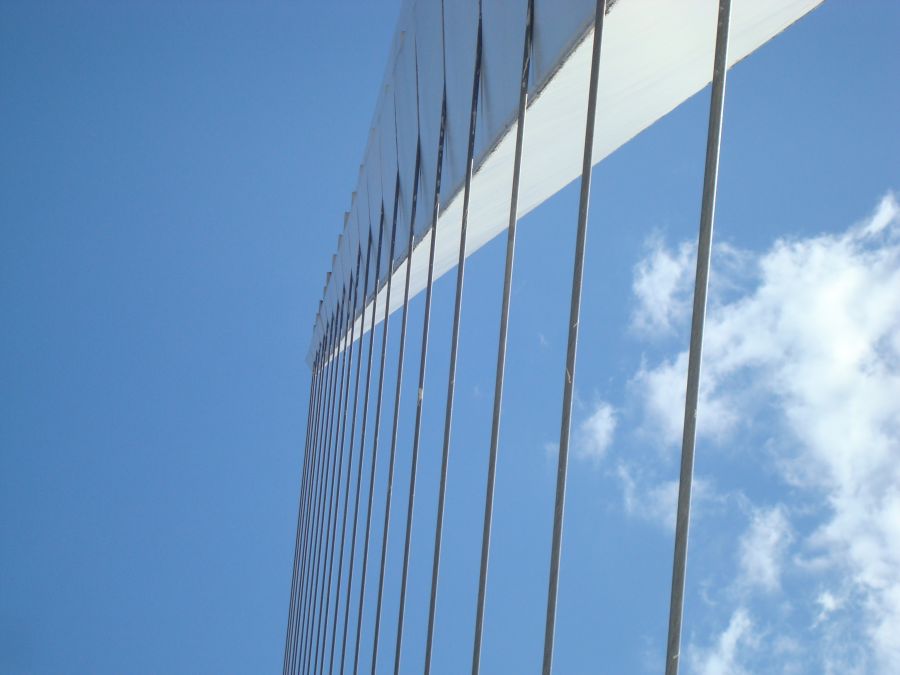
left=339, top=219, right=386, bottom=673
left=372, top=115, right=443, bottom=675
left=303, top=294, right=349, bottom=675
left=421, top=14, right=484, bottom=675
left=296, top=313, right=340, bottom=674
left=318, top=255, right=363, bottom=675
left=314, top=279, right=358, bottom=673
left=351, top=171, right=409, bottom=675
left=292, top=332, right=329, bottom=673
left=542, top=1, right=607, bottom=672
left=470, top=2, right=533, bottom=672
left=328, top=240, right=374, bottom=674
left=284, top=350, right=320, bottom=674
left=665, top=2, right=731, bottom=673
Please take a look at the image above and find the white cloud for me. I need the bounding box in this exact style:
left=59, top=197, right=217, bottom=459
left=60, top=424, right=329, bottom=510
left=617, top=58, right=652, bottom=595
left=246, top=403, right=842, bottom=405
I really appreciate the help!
left=631, top=235, right=694, bottom=336
left=738, top=506, right=792, bottom=593
left=576, top=401, right=617, bottom=462
left=616, top=462, right=716, bottom=531
left=813, top=590, right=843, bottom=627
left=632, top=192, right=900, bottom=671
left=689, top=608, right=756, bottom=675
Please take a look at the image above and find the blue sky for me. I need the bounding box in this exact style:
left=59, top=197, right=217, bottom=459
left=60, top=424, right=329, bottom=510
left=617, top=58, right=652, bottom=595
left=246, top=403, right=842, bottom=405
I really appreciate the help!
left=1, top=2, right=898, bottom=674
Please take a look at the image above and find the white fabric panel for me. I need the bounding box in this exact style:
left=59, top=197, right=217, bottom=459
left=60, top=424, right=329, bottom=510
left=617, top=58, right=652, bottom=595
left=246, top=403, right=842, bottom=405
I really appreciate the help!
left=311, top=0, right=824, bottom=365
left=412, top=0, right=445, bottom=240
left=478, top=0, right=529, bottom=162
left=441, top=0, right=480, bottom=202
left=390, top=27, right=418, bottom=266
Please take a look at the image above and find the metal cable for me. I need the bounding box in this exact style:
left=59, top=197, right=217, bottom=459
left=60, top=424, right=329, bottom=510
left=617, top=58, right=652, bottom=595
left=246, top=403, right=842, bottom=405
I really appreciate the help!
left=665, top=2, right=732, bottom=673
left=318, top=255, right=363, bottom=675
left=351, top=171, right=409, bottom=675
left=338, top=217, right=387, bottom=673
left=371, top=123, right=441, bottom=675
left=302, top=294, right=349, bottom=675
left=420, top=12, right=484, bottom=675
left=296, top=313, right=340, bottom=674
left=469, top=2, right=533, bottom=672
left=283, top=350, right=320, bottom=674
left=541, top=2, right=607, bottom=672
left=291, top=333, right=329, bottom=673
left=328, top=239, right=374, bottom=674
left=313, top=276, right=353, bottom=672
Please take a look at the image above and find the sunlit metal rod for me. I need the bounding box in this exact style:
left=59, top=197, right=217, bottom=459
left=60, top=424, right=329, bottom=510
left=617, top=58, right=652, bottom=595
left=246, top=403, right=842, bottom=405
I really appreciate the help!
left=665, top=2, right=732, bottom=673
left=541, top=1, right=607, bottom=672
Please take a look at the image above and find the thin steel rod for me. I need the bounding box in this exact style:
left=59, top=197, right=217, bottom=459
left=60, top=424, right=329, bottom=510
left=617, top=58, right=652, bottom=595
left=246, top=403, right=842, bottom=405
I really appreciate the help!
left=303, top=295, right=349, bottom=675
left=323, top=248, right=372, bottom=673
left=296, top=313, right=340, bottom=674
left=284, top=352, right=320, bottom=674
left=394, top=93, right=455, bottom=675
left=292, top=334, right=330, bottom=673
left=420, top=16, right=484, bottom=675
left=339, top=216, right=386, bottom=674
left=541, top=1, right=607, bottom=672
left=318, top=255, right=363, bottom=675
left=371, top=125, right=439, bottom=675
left=470, top=2, right=533, bottom=672
left=665, top=2, right=731, bottom=673
left=352, top=171, right=408, bottom=675
left=328, top=240, right=373, bottom=674
left=314, top=278, right=359, bottom=674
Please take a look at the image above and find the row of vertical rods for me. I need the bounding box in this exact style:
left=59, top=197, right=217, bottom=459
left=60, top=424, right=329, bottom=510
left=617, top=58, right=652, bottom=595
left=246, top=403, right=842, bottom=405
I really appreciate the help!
left=317, top=253, right=362, bottom=674
left=293, top=310, right=337, bottom=674
left=371, top=111, right=440, bottom=674
left=293, top=312, right=334, bottom=674
left=328, top=239, right=374, bottom=674
left=338, top=211, right=387, bottom=674
left=421, top=10, right=483, bottom=675
left=352, top=172, right=407, bottom=675
left=290, top=321, right=330, bottom=674
left=283, top=346, right=319, bottom=674
left=470, top=0, right=533, bottom=672
left=292, top=0, right=729, bottom=671
left=304, top=293, right=348, bottom=674
left=313, top=281, right=357, bottom=673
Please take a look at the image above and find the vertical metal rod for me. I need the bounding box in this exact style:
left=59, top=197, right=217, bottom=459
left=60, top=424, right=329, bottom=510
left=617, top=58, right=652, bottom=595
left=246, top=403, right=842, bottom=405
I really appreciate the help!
left=297, top=313, right=340, bottom=674
left=352, top=171, right=408, bottom=675
left=322, top=250, right=372, bottom=672
left=292, top=333, right=329, bottom=673
left=470, top=3, right=533, bottom=672
left=394, top=62, right=468, bottom=675
left=665, top=2, right=731, bottom=673
left=541, top=1, right=607, bottom=672
left=303, top=294, right=349, bottom=675
left=328, top=240, right=373, bottom=674
left=420, top=15, right=484, bottom=675
left=372, top=120, right=441, bottom=675
left=339, top=216, right=387, bottom=674
left=314, top=279, right=358, bottom=673
left=284, top=351, right=320, bottom=674
left=318, top=256, right=363, bottom=675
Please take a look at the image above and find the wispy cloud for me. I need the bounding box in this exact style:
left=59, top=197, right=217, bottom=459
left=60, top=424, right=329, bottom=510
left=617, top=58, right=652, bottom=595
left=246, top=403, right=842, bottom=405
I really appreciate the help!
left=689, top=608, right=756, bottom=675
left=737, top=506, right=792, bottom=593
left=631, top=235, right=694, bottom=337
left=575, top=400, right=617, bottom=463
left=631, top=191, right=900, bottom=671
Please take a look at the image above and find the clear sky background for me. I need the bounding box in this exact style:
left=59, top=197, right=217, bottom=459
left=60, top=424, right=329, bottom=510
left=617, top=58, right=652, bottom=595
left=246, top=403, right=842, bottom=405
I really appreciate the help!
left=1, top=2, right=898, bottom=674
